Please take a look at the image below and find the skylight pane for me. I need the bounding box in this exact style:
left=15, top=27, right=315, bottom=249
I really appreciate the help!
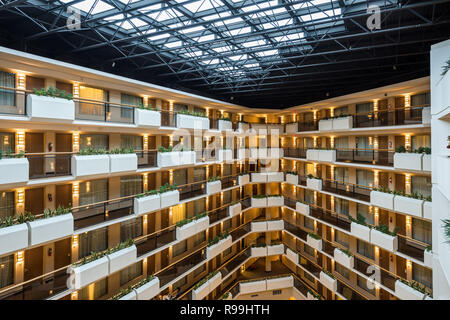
left=241, top=40, right=266, bottom=48
left=148, top=33, right=171, bottom=41
left=179, top=25, right=205, bottom=34
left=195, top=34, right=215, bottom=42
left=224, top=27, right=251, bottom=36
left=256, top=49, right=278, bottom=57
left=165, top=41, right=183, bottom=48
left=69, top=0, right=114, bottom=15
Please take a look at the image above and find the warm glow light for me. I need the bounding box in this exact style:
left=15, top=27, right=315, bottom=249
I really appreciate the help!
left=16, top=130, right=25, bottom=153
left=17, top=251, right=24, bottom=264
left=405, top=94, right=411, bottom=108
left=17, top=189, right=24, bottom=204
left=73, top=82, right=80, bottom=97
left=17, top=74, right=25, bottom=89
left=72, top=235, right=78, bottom=248
left=73, top=182, right=79, bottom=197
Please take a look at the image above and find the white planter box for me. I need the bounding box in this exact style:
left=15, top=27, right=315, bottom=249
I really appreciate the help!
left=320, top=271, right=337, bottom=292
left=206, top=180, right=222, bottom=195
left=424, top=250, right=433, bottom=269
left=334, top=248, right=354, bottom=269
left=218, top=120, right=232, bottom=131
left=119, top=291, right=137, bottom=300
left=176, top=114, right=209, bottom=130
left=318, top=119, right=333, bottom=131
left=268, top=124, right=284, bottom=135
left=135, top=277, right=160, bottom=300
left=237, top=149, right=249, bottom=160
left=28, top=214, right=74, bottom=246
left=109, top=154, right=138, bottom=173
left=268, top=148, right=283, bottom=159
left=395, top=280, right=426, bottom=300
left=0, top=158, right=29, bottom=185
left=286, top=248, right=299, bottom=264
left=107, top=245, right=137, bottom=274
left=286, top=173, right=299, bottom=185
left=251, top=246, right=268, bottom=257
left=0, top=223, right=28, bottom=256
left=267, top=219, right=284, bottom=231
left=251, top=221, right=267, bottom=232
left=370, top=229, right=398, bottom=252
left=423, top=201, right=432, bottom=220
left=160, top=190, right=179, bottom=209
left=394, top=153, right=423, bottom=171
left=192, top=272, right=222, bottom=300
left=394, top=195, right=424, bottom=218
left=218, top=149, right=233, bottom=162
left=422, top=154, right=431, bottom=171
left=285, top=123, right=298, bottom=133
left=251, top=197, right=267, bottom=208
left=296, top=202, right=310, bottom=216
left=240, top=280, right=266, bottom=294
left=71, top=155, right=109, bottom=177
left=350, top=222, right=371, bottom=242
left=157, top=151, right=179, bottom=167
left=319, top=150, right=336, bottom=162
left=332, top=116, right=353, bottom=130
left=266, top=276, right=293, bottom=291
left=306, top=149, right=319, bottom=161
left=72, top=256, right=109, bottom=290
left=422, top=107, right=431, bottom=125
left=228, top=203, right=242, bottom=217
left=207, top=236, right=232, bottom=260
left=251, top=172, right=267, bottom=183
left=307, top=234, right=322, bottom=251
left=370, top=190, right=394, bottom=211
left=134, top=194, right=161, bottom=216
left=176, top=216, right=209, bottom=240
left=135, top=108, right=161, bottom=127
left=267, top=244, right=284, bottom=255
left=238, top=174, right=250, bottom=186
left=249, top=148, right=259, bottom=160
left=307, top=292, right=320, bottom=300
left=267, top=196, right=284, bottom=207
left=266, top=172, right=284, bottom=182
left=238, top=122, right=249, bottom=133
left=179, top=151, right=196, bottom=165
left=27, top=94, right=75, bottom=122
left=306, top=178, right=322, bottom=191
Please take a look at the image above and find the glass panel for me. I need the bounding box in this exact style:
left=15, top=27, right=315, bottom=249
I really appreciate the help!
left=412, top=263, right=432, bottom=288
left=78, top=227, right=108, bottom=259
left=412, top=218, right=432, bottom=244
left=0, top=254, right=14, bottom=289
left=80, top=134, right=109, bottom=150
left=120, top=261, right=143, bottom=286
left=357, top=239, right=374, bottom=260
left=357, top=203, right=374, bottom=225
left=335, top=230, right=349, bottom=248
left=356, top=102, right=373, bottom=114
left=0, top=71, right=15, bottom=106
left=0, top=191, right=15, bottom=218
left=356, top=170, right=374, bottom=188
left=121, top=135, right=142, bottom=151
left=120, top=175, right=143, bottom=197
left=120, top=217, right=143, bottom=242
left=173, top=240, right=187, bottom=257
left=411, top=176, right=431, bottom=198
left=335, top=262, right=350, bottom=279
left=79, top=179, right=108, bottom=206
left=335, top=198, right=349, bottom=216
left=0, top=132, right=14, bottom=153
left=411, top=135, right=431, bottom=150
left=411, top=93, right=430, bottom=106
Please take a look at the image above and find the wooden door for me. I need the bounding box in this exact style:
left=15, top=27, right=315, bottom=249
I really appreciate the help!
left=56, top=81, right=73, bottom=94
left=26, top=132, right=44, bottom=178
left=55, top=133, right=72, bottom=175
left=25, top=187, right=44, bottom=215
left=54, top=238, right=71, bottom=269
left=55, top=184, right=72, bottom=208
left=26, top=76, right=45, bottom=91
left=24, top=247, right=43, bottom=281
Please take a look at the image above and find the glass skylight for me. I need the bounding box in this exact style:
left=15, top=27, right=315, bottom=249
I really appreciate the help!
left=61, top=0, right=114, bottom=14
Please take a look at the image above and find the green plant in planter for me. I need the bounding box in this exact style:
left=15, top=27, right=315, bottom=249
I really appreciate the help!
left=207, top=176, right=220, bottom=182
left=441, top=58, right=450, bottom=77
left=443, top=219, right=450, bottom=243
left=308, top=232, right=321, bottom=240
left=252, top=194, right=267, bottom=199
left=108, top=147, right=134, bottom=154
left=0, top=216, right=15, bottom=229
left=375, top=224, right=398, bottom=236
left=221, top=292, right=230, bottom=300
left=219, top=116, right=231, bottom=122
left=286, top=171, right=298, bottom=175
left=338, top=248, right=354, bottom=257
left=33, top=86, right=73, bottom=100
left=308, top=289, right=322, bottom=300
left=395, top=145, right=406, bottom=153
left=323, top=270, right=335, bottom=279
left=425, top=245, right=432, bottom=252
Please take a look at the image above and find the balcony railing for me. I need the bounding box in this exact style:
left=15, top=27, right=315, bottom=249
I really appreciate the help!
left=74, top=100, right=134, bottom=124
left=27, top=153, right=72, bottom=179
left=136, top=150, right=157, bottom=168
left=353, top=106, right=427, bottom=128
left=160, top=110, right=177, bottom=127
left=309, top=206, right=351, bottom=231
left=283, top=148, right=307, bottom=158
left=322, top=180, right=371, bottom=202
left=397, top=236, right=426, bottom=262
left=336, top=149, right=394, bottom=166
left=0, top=86, right=27, bottom=115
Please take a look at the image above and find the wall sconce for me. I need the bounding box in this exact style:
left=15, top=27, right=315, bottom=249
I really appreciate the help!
left=17, top=251, right=24, bottom=264
left=73, top=182, right=79, bottom=198
left=17, top=73, right=25, bottom=89
left=3, top=135, right=9, bottom=146
left=406, top=216, right=412, bottom=227
left=143, top=135, right=148, bottom=150
left=86, top=181, right=91, bottom=193
left=71, top=292, right=78, bottom=300
left=143, top=173, right=148, bottom=190
left=73, top=82, right=80, bottom=98
left=330, top=108, right=334, bottom=118
left=17, top=189, right=24, bottom=205
left=405, top=134, right=411, bottom=149
left=17, top=130, right=25, bottom=152
left=405, top=94, right=411, bottom=108
left=73, top=132, right=80, bottom=152
left=330, top=136, right=334, bottom=149
left=169, top=100, right=174, bottom=111
left=373, top=100, right=378, bottom=112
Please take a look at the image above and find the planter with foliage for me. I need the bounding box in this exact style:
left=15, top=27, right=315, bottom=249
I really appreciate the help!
left=296, top=201, right=310, bottom=216
left=0, top=214, right=31, bottom=255
left=424, top=246, right=433, bottom=269
left=333, top=115, right=353, bottom=130
left=134, top=276, right=160, bottom=300
left=228, top=202, right=241, bottom=217
left=394, top=194, right=424, bottom=218
left=239, top=279, right=267, bottom=294
left=306, top=175, right=322, bottom=191
left=251, top=220, right=267, bottom=232
left=370, top=189, right=395, bottom=211
left=135, top=105, right=160, bottom=127
left=176, top=110, right=209, bottom=130
left=307, top=233, right=322, bottom=251
left=306, top=149, right=319, bottom=161
left=206, top=177, right=222, bottom=195
left=285, top=122, right=299, bottom=133
left=320, top=271, right=337, bottom=292
left=251, top=195, right=267, bottom=208
left=251, top=172, right=267, bottom=183
left=206, top=232, right=232, bottom=260
left=267, top=194, right=284, bottom=207
left=28, top=206, right=73, bottom=246
left=218, top=148, right=232, bottom=162
left=266, top=171, right=284, bottom=182
left=72, top=149, right=110, bottom=177
left=238, top=172, right=250, bottom=185
left=285, top=171, right=299, bottom=185
left=267, top=243, right=284, bottom=256
left=251, top=243, right=268, bottom=257
left=350, top=214, right=372, bottom=242
left=134, top=190, right=161, bottom=216
left=218, top=118, right=232, bottom=131
left=285, top=247, right=299, bottom=264
left=307, top=289, right=322, bottom=300
left=192, top=271, right=221, bottom=300
left=334, top=248, right=354, bottom=269
left=106, top=239, right=137, bottom=274
left=236, top=148, right=249, bottom=160
left=72, top=252, right=109, bottom=290
left=109, top=148, right=137, bottom=173
left=318, top=118, right=333, bottom=131
left=221, top=292, right=232, bottom=300
left=237, top=121, right=249, bottom=133
left=395, top=279, right=430, bottom=300
left=370, top=225, right=398, bottom=252
left=27, top=87, right=74, bottom=121
left=176, top=212, right=209, bottom=240
left=394, top=152, right=423, bottom=171
left=267, top=219, right=284, bottom=231
left=159, top=183, right=180, bottom=209
left=423, top=200, right=432, bottom=220
left=266, top=275, right=293, bottom=291
left=0, top=152, right=28, bottom=185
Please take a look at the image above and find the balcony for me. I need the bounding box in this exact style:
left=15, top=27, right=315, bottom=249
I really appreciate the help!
left=136, top=151, right=157, bottom=168
left=284, top=121, right=318, bottom=132
left=75, top=100, right=134, bottom=124
left=27, top=94, right=75, bottom=122
left=352, top=106, right=427, bottom=128
left=0, top=157, right=29, bottom=185
left=322, top=180, right=371, bottom=202
left=134, top=108, right=161, bottom=127
left=27, top=153, right=72, bottom=179
left=336, top=149, right=394, bottom=166
left=0, top=86, right=27, bottom=116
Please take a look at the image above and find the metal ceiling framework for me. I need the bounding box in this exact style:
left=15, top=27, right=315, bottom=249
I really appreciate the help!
left=0, top=0, right=450, bottom=108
